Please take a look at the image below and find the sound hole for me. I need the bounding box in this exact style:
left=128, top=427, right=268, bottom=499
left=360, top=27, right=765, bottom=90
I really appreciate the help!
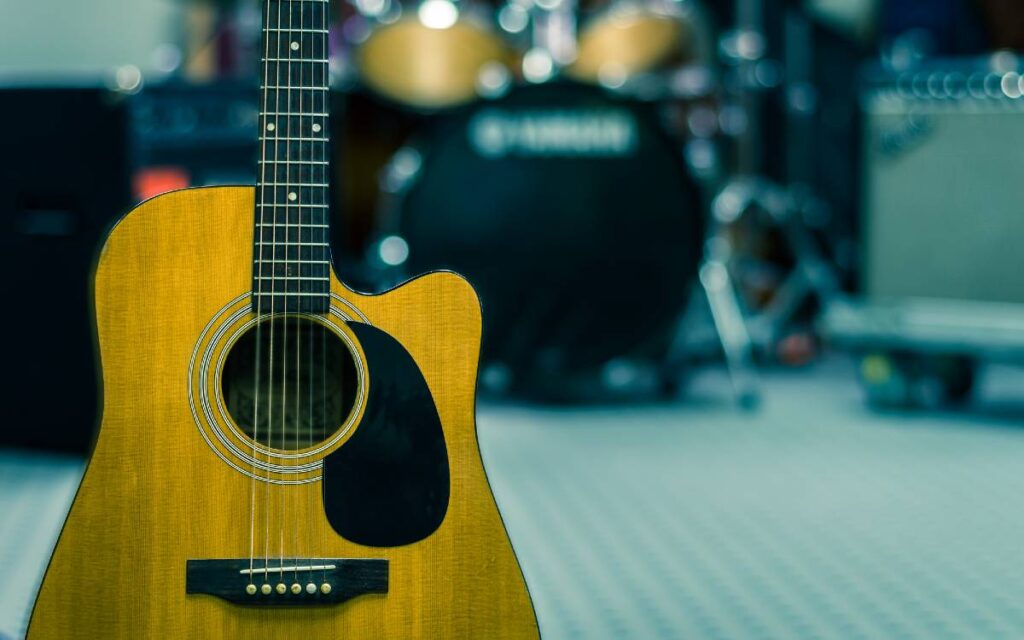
left=221, top=316, right=358, bottom=451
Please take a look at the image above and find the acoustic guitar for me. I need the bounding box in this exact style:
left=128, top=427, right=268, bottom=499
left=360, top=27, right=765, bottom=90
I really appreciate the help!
left=27, top=0, right=538, bottom=637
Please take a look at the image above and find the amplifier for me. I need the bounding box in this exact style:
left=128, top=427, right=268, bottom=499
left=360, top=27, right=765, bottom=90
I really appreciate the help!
left=825, top=58, right=1024, bottom=407
left=861, top=58, right=1024, bottom=304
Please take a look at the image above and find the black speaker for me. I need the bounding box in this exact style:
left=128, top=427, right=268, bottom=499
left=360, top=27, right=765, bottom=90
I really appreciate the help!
left=0, top=86, right=133, bottom=452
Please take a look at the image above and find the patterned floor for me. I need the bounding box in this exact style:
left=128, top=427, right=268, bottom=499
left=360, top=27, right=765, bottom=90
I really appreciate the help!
left=479, top=363, right=1024, bottom=640
left=0, top=452, right=81, bottom=640
left=4, top=361, right=1024, bottom=639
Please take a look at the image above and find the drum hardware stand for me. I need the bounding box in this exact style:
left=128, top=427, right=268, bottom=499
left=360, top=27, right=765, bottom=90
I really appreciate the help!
left=662, top=229, right=761, bottom=408
left=523, top=0, right=578, bottom=82
left=712, top=178, right=840, bottom=354
left=709, top=0, right=842, bottom=360
left=703, top=250, right=762, bottom=408
left=666, top=0, right=845, bottom=406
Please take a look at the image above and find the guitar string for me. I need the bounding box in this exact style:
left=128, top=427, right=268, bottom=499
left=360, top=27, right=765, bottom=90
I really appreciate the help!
left=306, top=0, right=325, bottom=594
left=319, top=0, right=330, bottom=592
left=278, top=0, right=297, bottom=591
left=249, top=0, right=275, bottom=594
left=291, top=0, right=305, bottom=591
left=265, top=0, right=286, bottom=594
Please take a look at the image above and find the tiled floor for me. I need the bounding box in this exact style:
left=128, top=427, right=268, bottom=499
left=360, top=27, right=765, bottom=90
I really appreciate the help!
left=0, top=451, right=82, bottom=640
left=4, top=361, right=1024, bottom=639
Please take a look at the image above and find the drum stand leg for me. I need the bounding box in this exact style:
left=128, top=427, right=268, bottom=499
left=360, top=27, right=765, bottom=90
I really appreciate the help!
left=713, top=178, right=841, bottom=353
left=699, top=257, right=761, bottom=409
left=747, top=198, right=841, bottom=350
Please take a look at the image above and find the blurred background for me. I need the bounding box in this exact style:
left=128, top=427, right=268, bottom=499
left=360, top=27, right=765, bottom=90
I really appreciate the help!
left=4, top=0, right=1024, bottom=637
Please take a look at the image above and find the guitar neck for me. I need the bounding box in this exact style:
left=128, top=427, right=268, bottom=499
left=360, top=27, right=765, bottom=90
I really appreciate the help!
left=253, top=0, right=332, bottom=315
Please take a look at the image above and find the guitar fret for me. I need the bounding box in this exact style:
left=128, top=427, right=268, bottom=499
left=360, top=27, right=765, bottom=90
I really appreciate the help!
left=265, top=28, right=328, bottom=33
left=260, top=112, right=329, bottom=117
left=257, top=247, right=330, bottom=255
left=259, top=203, right=329, bottom=208
left=255, top=286, right=331, bottom=294
left=256, top=223, right=329, bottom=227
left=258, top=259, right=330, bottom=263
left=260, top=136, right=328, bottom=142
left=256, top=242, right=330, bottom=248
left=262, top=58, right=328, bottom=64
left=257, top=182, right=328, bottom=187
left=260, top=156, right=327, bottom=161
left=255, top=276, right=327, bottom=281
left=256, top=241, right=330, bottom=246
left=258, top=207, right=330, bottom=212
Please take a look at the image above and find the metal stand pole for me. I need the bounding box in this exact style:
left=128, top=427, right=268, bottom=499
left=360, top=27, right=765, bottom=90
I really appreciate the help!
left=701, top=258, right=762, bottom=408
left=525, top=0, right=578, bottom=81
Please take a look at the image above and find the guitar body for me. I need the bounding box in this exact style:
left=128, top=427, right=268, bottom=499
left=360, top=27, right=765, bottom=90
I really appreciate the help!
left=28, top=186, right=538, bottom=639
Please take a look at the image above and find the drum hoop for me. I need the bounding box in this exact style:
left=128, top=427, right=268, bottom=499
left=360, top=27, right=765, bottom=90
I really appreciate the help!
left=580, top=0, right=691, bottom=29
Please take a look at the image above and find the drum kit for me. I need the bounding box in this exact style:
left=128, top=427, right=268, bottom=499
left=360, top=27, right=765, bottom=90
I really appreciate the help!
left=334, top=0, right=770, bottom=403
left=342, top=0, right=712, bottom=107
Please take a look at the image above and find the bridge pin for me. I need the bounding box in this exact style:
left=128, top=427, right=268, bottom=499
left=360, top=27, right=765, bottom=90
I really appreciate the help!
left=276, top=583, right=287, bottom=595
left=291, top=583, right=302, bottom=595
left=246, top=584, right=257, bottom=596
left=306, top=583, right=317, bottom=594
left=260, top=584, right=272, bottom=595
left=321, top=583, right=332, bottom=595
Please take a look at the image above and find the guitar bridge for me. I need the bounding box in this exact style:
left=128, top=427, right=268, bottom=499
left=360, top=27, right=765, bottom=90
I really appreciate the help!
left=186, top=558, right=388, bottom=606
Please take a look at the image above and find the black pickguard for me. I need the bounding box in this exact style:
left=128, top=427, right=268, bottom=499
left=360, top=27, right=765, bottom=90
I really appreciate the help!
left=322, top=323, right=450, bottom=547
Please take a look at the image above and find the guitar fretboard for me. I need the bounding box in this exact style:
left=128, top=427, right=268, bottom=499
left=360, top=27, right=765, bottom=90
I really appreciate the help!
left=253, top=0, right=331, bottom=314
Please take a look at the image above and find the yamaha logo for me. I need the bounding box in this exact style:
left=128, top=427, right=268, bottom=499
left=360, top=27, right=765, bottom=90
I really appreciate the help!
left=469, top=108, right=639, bottom=158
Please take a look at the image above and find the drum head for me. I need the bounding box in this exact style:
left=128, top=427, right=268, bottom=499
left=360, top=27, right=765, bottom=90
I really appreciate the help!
left=393, top=82, right=704, bottom=396
left=357, top=19, right=508, bottom=110
left=571, top=11, right=691, bottom=83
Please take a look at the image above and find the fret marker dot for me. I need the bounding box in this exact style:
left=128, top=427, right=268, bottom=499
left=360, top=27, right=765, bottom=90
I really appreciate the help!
left=312, top=123, right=322, bottom=133
left=266, top=123, right=276, bottom=132
left=291, top=42, right=300, bottom=51
left=288, top=192, right=298, bottom=201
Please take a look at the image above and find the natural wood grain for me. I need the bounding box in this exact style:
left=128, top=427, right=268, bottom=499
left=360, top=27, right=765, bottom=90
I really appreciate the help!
left=27, top=186, right=538, bottom=639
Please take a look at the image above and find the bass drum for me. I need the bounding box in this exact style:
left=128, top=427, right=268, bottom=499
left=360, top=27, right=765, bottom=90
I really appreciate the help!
left=375, top=82, right=705, bottom=400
